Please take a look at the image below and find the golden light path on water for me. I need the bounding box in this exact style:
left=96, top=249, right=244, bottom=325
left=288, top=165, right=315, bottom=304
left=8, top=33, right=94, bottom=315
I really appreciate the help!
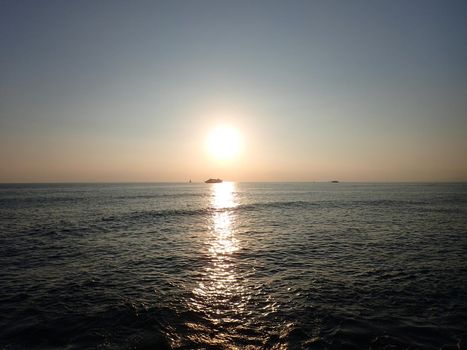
left=210, top=182, right=238, bottom=255
left=188, top=182, right=252, bottom=347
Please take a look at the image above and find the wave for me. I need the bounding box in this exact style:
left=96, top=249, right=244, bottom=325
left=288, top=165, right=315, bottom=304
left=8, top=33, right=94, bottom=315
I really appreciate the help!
left=0, top=301, right=171, bottom=350
left=0, top=192, right=207, bottom=205
left=97, top=199, right=431, bottom=226
left=100, top=201, right=317, bottom=223
left=115, top=193, right=206, bottom=200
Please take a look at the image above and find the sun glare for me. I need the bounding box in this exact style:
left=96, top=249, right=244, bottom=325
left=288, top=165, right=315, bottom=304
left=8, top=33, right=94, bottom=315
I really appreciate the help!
left=207, top=126, right=241, bottom=161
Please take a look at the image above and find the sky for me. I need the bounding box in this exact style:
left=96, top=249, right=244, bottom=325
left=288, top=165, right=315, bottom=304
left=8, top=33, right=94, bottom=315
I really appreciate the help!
left=1, top=0, right=466, bottom=182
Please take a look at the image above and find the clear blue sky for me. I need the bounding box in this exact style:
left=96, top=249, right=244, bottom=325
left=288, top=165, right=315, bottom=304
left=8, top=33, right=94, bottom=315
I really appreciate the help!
left=1, top=0, right=466, bottom=182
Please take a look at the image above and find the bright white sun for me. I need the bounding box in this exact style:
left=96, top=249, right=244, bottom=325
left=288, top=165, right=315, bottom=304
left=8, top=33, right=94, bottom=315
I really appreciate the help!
left=207, top=125, right=242, bottom=161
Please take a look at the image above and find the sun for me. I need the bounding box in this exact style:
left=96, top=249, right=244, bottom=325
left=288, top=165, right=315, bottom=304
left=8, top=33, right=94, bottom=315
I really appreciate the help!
left=207, top=125, right=242, bottom=161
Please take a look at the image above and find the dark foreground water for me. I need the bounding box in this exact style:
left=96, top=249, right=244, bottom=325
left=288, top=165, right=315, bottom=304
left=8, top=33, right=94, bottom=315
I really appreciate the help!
left=1, top=182, right=466, bottom=350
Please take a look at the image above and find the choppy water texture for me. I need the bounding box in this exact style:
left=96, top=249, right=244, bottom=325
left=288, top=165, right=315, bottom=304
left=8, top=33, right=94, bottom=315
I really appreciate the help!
left=1, top=182, right=466, bottom=349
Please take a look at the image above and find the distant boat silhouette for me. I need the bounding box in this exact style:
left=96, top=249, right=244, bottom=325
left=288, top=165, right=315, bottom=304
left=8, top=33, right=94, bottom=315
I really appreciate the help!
left=205, top=178, right=222, bottom=183
left=331, top=180, right=339, bottom=183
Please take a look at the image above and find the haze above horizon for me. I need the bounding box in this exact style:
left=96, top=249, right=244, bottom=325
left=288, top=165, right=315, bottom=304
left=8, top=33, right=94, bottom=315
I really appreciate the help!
left=1, top=0, right=466, bottom=182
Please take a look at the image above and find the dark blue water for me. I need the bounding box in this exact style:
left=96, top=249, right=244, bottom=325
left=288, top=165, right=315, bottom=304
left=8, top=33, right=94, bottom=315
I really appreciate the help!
left=1, top=182, right=466, bottom=349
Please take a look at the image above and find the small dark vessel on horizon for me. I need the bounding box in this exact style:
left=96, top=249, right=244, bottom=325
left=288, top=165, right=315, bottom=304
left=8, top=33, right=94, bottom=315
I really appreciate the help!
left=205, top=178, right=223, bottom=183
left=331, top=180, right=339, bottom=183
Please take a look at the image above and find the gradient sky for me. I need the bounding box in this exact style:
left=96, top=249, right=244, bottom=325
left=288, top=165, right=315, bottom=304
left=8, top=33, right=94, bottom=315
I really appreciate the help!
left=1, top=0, right=466, bottom=182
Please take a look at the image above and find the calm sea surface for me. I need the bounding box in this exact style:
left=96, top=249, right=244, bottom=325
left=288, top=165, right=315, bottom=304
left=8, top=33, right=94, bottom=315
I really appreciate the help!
left=1, top=182, right=466, bottom=349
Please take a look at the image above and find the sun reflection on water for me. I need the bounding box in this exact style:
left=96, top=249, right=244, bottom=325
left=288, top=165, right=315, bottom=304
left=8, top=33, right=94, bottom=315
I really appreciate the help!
left=212, top=181, right=237, bottom=209
left=208, top=182, right=239, bottom=256
left=188, top=182, right=248, bottom=345
left=210, top=211, right=237, bottom=255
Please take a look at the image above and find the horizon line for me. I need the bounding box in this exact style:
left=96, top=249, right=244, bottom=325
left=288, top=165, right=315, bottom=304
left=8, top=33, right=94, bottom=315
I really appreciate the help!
left=1, top=180, right=467, bottom=185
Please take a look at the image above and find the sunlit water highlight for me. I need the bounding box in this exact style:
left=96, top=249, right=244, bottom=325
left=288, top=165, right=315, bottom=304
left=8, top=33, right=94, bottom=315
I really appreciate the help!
left=1, top=182, right=466, bottom=349
left=188, top=183, right=245, bottom=348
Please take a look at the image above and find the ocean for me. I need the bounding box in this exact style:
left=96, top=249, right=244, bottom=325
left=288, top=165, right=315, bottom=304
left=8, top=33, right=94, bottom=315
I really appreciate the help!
left=0, top=182, right=466, bottom=349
